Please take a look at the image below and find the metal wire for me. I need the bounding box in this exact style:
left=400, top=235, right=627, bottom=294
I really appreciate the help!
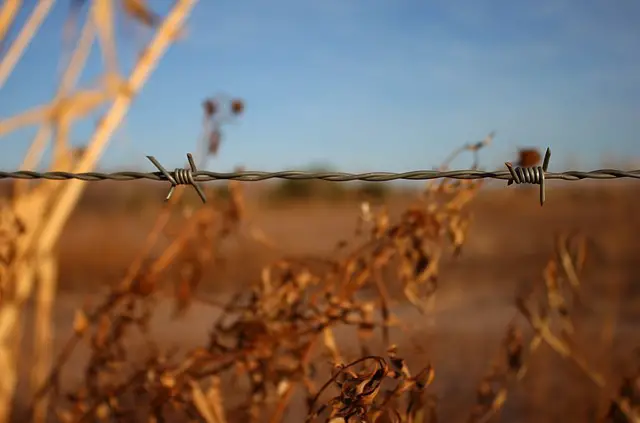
left=146, top=153, right=206, bottom=203
left=0, top=149, right=638, bottom=206
left=506, top=147, right=552, bottom=206
left=2, top=168, right=638, bottom=183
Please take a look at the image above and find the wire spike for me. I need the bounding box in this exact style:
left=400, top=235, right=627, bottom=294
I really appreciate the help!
left=146, top=153, right=207, bottom=203
left=504, top=147, right=551, bottom=207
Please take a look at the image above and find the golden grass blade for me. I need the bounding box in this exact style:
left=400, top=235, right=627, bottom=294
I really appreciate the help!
left=0, top=259, right=34, bottom=423
left=30, top=251, right=57, bottom=423
left=14, top=15, right=94, bottom=196
left=0, top=104, right=52, bottom=136
left=190, top=379, right=227, bottom=423
left=0, top=0, right=55, bottom=89
left=37, top=0, right=198, bottom=254
left=92, top=0, right=119, bottom=76
left=0, top=0, right=22, bottom=46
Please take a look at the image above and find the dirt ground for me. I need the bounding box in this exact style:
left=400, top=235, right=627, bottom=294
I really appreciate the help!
left=9, top=183, right=640, bottom=422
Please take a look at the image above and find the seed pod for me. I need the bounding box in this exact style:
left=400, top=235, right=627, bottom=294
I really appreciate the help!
left=231, top=99, right=244, bottom=115
left=203, top=99, right=217, bottom=117
left=517, top=148, right=541, bottom=168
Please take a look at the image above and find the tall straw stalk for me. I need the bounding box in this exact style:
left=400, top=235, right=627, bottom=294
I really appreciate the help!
left=0, top=1, right=199, bottom=422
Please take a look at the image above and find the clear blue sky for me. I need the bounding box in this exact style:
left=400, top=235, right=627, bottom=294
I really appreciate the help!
left=1, top=0, right=639, bottom=173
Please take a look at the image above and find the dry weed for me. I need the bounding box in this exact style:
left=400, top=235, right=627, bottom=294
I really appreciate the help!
left=13, top=137, right=487, bottom=423
left=305, top=346, right=436, bottom=422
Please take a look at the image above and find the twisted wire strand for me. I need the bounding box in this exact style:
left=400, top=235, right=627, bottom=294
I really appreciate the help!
left=0, top=150, right=638, bottom=206
left=505, top=147, right=553, bottom=205
left=1, top=169, right=638, bottom=182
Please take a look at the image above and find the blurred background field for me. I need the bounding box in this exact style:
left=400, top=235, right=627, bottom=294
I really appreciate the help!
left=3, top=180, right=640, bottom=422
left=4, top=181, right=637, bottom=296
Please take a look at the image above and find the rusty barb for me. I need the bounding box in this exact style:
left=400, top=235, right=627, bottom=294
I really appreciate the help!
left=0, top=148, right=639, bottom=206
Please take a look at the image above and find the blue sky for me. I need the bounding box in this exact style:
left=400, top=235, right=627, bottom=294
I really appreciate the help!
left=1, top=0, right=639, bottom=173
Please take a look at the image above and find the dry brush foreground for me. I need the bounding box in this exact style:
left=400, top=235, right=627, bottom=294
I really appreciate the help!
left=3, top=149, right=640, bottom=423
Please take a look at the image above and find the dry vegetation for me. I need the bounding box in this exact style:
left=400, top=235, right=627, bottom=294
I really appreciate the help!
left=1, top=2, right=640, bottom=423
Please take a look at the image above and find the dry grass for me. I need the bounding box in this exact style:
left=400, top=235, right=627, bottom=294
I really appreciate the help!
left=10, top=139, right=484, bottom=423
left=0, top=2, right=196, bottom=422
left=2, top=178, right=640, bottom=423
left=3, top=148, right=640, bottom=423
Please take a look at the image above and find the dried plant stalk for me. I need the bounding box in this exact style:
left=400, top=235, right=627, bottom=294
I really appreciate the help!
left=0, top=192, right=48, bottom=423
left=0, top=0, right=55, bottom=89
left=15, top=11, right=96, bottom=197
left=37, top=0, right=198, bottom=253
left=30, top=252, right=57, bottom=423
left=0, top=0, right=22, bottom=47
left=0, top=2, right=200, bottom=423
left=31, top=3, right=197, bottom=422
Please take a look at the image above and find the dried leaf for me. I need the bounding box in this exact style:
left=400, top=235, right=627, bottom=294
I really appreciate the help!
left=121, top=0, right=159, bottom=27
left=73, top=309, right=89, bottom=335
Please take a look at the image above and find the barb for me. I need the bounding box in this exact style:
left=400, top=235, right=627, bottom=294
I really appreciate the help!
left=146, top=153, right=206, bottom=203
left=0, top=151, right=638, bottom=205
left=505, top=147, right=552, bottom=206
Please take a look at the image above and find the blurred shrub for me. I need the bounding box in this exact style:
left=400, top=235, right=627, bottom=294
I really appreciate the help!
left=355, top=182, right=388, bottom=201
left=213, top=184, right=231, bottom=200
left=274, top=179, right=314, bottom=200
left=123, top=187, right=161, bottom=215
left=271, top=179, right=347, bottom=202
left=269, top=164, right=347, bottom=203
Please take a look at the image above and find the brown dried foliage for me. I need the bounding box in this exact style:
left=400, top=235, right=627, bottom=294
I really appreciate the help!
left=201, top=96, right=245, bottom=157
left=305, top=346, right=436, bottom=422
left=15, top=138, right=484, bottom=423
left=462, top=233, right=639, bottom=423
left=5, top=133, right=635, bottom=423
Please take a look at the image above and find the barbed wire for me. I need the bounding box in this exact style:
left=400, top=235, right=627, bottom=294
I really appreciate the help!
left=0, top=149, right=638, bottom=206
left=3, top=167, right=638, bottom=183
